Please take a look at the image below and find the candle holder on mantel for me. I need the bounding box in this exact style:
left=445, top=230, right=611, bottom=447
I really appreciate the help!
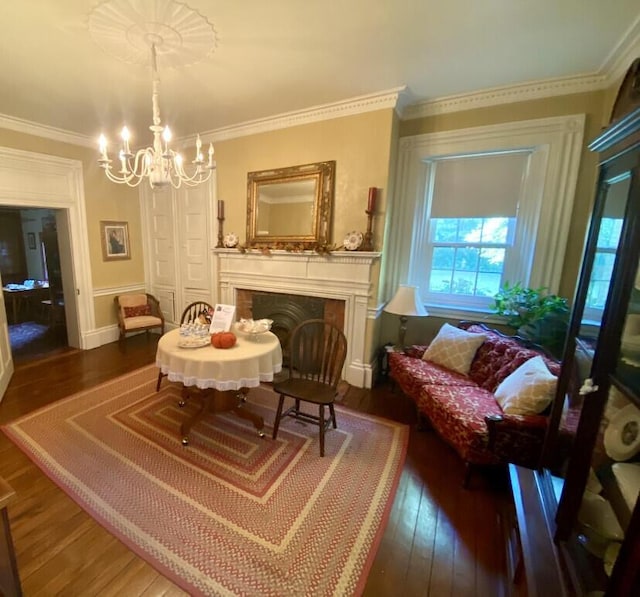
left=361, top=186, right=377, bottom=251
left=216, top=199, right=225, bottom=248
left=216, top=214, right=225, bottom=248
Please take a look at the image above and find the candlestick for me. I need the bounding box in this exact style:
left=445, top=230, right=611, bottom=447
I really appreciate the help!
left=216, top=210, right=225, bottom=248
left=367, top=187, right=377, bottom=213
left=218, top=199, right=224, bottom=219
left=362, top=187, right=376, bottom=251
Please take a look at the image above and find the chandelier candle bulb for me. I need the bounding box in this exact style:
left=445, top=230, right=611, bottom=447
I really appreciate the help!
left=367, top=187, right=377, bottom=212
left=98, top=134, right=108, bottom=160
left=121, top=126, right=131, bottom=155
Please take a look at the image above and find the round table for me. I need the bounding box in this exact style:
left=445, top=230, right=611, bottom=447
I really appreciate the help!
left=156, top=328, right=282, bottom=443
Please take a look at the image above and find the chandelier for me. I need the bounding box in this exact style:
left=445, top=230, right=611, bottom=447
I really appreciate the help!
left=90, top=0, right=218, bottom=190
left=98, top=44, right=215, bottom=189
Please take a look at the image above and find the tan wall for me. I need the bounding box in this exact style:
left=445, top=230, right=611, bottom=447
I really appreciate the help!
left=214, top=109, right=395, bottom=255
left=0, top=128, right=144, bottom=328
left=3, top=86, right=622, bottom=363
left=210, top=110, right=397, bottom=368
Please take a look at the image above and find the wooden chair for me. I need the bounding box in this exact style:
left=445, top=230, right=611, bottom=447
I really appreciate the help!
left=156, top=301, right=214, bottom=391
left=180, top=301, right=214, bottom=325
left=271, top=319, right=347, bottom=456
left=114, top=293, right=164, bottom=341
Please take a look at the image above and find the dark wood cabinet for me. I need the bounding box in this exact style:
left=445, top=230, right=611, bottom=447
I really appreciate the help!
left=509, top=58, right=640, bottom=596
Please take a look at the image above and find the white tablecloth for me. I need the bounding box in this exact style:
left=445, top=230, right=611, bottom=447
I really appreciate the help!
left=156, top=328, right=282, bottom=390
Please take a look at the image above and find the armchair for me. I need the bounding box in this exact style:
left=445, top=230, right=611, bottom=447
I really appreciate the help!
left=114, top=293, right=164, bottom=340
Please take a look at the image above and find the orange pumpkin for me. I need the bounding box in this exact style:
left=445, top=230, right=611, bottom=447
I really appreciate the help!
left=211, top=331, right=237, bottom=349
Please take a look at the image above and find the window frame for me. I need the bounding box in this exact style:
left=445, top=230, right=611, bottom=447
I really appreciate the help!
left=384, top=114, right=585, bottom=321
left=423, top=215, right=516, bottom=309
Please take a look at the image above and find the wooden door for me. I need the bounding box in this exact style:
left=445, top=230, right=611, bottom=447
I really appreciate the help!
left=144, top=187, right=178, bottom=322
left=176, top=182, right=213, bottom=312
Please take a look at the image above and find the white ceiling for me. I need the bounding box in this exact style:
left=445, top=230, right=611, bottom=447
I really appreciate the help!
left=1, top=0, right=639, bottom=145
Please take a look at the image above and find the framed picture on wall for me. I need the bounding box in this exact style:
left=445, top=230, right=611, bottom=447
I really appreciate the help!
left=101, top=221, right=130, bottom=261
left=27, top=232, right=36, bottom=249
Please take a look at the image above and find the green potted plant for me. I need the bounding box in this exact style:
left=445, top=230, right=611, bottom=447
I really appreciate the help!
left=490, top=282, right=570, bottom=358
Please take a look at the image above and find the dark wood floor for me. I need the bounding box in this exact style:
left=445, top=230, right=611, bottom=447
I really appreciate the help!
left=0, top=334, right=511, bottom=596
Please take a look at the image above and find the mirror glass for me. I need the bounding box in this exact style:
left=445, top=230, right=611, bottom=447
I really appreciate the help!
left=247, top=161, right=335, bottom=248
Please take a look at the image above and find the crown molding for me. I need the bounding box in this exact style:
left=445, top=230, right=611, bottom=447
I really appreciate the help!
left=193, top=87, right=406, bottom=145
left=2, top=17, right=638, bottom=145
left=403, top=18, right=640, bottom=121
left=402, top=74, right=607, bottom=120
left=599, top=14, right=640, bottom=86
left=0, top=113, right=94, bottom=147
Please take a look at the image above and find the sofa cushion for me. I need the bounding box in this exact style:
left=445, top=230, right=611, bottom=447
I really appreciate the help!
left=418, top=384, right=503, bottom=465
left=389, top=352, right=476, bottom=400
left=494, top=355, right=557, bottom=415
left=422, top=323, right=487, bottom=375
left=465, top=324, right=560, bottom=392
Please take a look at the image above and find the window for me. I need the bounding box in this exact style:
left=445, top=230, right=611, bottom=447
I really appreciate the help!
left=421, top=151, right=531, bottom=311
left=428, top=216, right=514, bottom=299
left=387, top=115, right=585, bottom=320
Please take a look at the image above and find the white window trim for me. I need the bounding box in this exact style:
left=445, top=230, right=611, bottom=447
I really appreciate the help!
left=383, top=114, right=585, bottom=320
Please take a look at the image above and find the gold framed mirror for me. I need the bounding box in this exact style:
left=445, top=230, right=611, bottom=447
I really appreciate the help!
left=246, top=161, right=335, bottom=248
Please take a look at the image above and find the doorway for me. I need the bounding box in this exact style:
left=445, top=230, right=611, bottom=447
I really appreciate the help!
left=1, top=206, right=69, bottom=363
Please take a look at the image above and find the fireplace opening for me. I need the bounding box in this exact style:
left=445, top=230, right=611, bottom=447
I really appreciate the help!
left=235, top=290, right=345, bottom=364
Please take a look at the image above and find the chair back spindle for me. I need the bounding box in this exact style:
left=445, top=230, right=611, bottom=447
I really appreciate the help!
left=288, top=319, right=347, bottom=389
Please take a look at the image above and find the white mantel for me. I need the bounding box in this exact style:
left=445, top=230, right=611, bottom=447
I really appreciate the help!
left=214, top=249, right=382, bottom=388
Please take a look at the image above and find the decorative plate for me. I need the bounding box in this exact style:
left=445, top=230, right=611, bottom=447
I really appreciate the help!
left=177, top=336, right=210, bottom=348
left=343, top=231, right=363, bottom=251
left=603, top=403, right=640, bottom=461
left=223, top=232, right=239, bottom=248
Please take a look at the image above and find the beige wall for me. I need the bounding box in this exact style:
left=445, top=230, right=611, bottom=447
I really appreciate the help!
left=0, top=128, right=144, bottom=327
left=214, top=109, right=395, bottom=255
left=2, top=82, right=627, bottom=362
left=211, top=109, right=397, bottom=367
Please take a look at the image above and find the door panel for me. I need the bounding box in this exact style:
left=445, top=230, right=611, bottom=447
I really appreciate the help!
left=179, top=185, right=211, bottom=291
left=149, top=191, right=176, bottom=288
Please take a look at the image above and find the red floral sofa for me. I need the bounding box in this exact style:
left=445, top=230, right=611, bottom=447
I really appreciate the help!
left=389, top=322, right=569, bottom=482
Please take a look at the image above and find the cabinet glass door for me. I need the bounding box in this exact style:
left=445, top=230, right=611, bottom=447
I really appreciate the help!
left=553, top=154, right=640, bottom=594
left=542, top=173, right=631, bottom=483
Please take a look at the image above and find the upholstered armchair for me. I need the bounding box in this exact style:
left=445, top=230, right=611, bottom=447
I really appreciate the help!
left=114, top=293, right=165, bottom=340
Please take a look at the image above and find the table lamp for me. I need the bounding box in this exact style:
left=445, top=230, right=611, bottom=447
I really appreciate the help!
left=383, top=285, right=428, bottom=348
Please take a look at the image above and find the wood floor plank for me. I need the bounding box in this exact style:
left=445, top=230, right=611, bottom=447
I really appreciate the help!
left=0, top=335, right=511, bottom=595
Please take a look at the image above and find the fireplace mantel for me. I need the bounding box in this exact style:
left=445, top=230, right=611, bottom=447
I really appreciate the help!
left=214, top=249, right=381, bottom=388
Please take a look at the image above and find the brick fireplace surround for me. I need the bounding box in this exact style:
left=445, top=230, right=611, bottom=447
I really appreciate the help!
left=215, top=249, right=381, bottom=388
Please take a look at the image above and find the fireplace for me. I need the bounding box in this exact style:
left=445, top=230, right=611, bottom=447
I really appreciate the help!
left=236, top=290, right=345, bottom=363
left=216, top=249, right=381, bottom=388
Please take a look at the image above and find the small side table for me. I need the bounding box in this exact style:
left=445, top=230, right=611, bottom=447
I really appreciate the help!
left=378, top=343, right=405, bottom=379
left=0, top=476, right=21, bottom=597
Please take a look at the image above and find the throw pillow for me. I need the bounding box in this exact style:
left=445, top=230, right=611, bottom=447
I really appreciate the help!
left=422, top=323, right=487, bottom=375
left=124, top=304, right=152, bottom=318
left=494, top=355, right=557, bottom=415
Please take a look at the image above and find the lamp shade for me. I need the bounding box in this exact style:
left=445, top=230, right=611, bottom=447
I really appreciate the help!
left=384, top=285, right=428, bottom=317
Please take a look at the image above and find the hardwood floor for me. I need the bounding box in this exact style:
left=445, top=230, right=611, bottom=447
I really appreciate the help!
left=0, top=335, right=512, bottom=596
